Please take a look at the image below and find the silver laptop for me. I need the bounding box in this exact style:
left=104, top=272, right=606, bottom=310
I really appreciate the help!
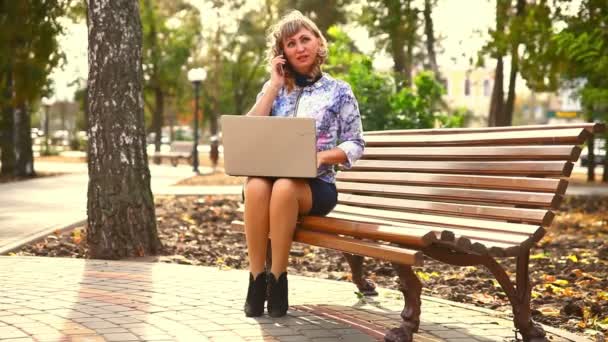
left=221, top=115, right=317, bottom=178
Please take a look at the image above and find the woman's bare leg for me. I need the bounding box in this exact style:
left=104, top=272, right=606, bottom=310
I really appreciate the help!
left=244, top=177, right=274, bottom=276
left=268, top=178, right=312, bottom=278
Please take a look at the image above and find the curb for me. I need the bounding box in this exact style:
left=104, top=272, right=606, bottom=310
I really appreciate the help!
left=0, top=218, right=86, bottom=255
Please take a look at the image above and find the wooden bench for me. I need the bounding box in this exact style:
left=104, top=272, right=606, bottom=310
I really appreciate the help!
left=232, top=123, right=604, bottom=342
left=152, top=141, right=193, bottom=166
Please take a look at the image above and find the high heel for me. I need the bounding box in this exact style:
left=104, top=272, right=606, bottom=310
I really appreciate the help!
left=267, top=272, right=288, bottom=317
left=244, top=272, right=267, bottom=317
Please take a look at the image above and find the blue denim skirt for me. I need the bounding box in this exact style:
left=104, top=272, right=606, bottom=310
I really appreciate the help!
left=241, top=178, right=338, bottom=216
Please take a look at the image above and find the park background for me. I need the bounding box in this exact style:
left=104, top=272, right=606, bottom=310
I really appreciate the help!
left=0, top=0, right=607, bottom=341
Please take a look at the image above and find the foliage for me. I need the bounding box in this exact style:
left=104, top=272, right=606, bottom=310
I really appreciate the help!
left=0, top=0, right=67, bottom=175
left=358, top=0, right=421, bottom=88
left=551, top=0, right=608, bottom=117
left=277, top=0, right=351, bottom=36
left=517, top=0, right=561, bottom=92
left=325, top=26, right=393, bottom=131
left=211, top=3, right=270, bottom=117
left=325, top=26, right=463, bottom=131
left=140, top=0, right=201, bottom=130
left=0, top=0, right=66, bottom=106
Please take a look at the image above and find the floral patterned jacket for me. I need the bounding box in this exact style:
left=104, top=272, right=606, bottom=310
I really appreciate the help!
left=256, top=73, right=365, bottom=183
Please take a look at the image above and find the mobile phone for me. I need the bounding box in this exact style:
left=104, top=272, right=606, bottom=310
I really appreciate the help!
left=277, top=50, right=292, bottom=76
left=277, top=62, right=284, bottom=76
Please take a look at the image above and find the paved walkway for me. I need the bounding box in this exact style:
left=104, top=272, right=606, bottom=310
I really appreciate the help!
left=0, top=256, right=589, bottom=342
left=0, top=162, right=238, bottom=254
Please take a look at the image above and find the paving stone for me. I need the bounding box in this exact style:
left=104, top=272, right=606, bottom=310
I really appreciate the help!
left=299, top=329, right=339, bottom=338
left=82, top=321, right=119, bottom=329
left=0, top=326, right=28, bottom=338
left=102, top=332, right=140, bottom=341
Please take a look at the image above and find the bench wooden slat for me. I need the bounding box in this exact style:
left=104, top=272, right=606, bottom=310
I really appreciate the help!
left=328, top=208, right=542, bottom=236
left=296, top=230, right=423, bottom=266
left=304, top=214, right=537, bottom=247
left=364, top=128, right=590, bottom=147
left=299, top=216, right=436, bottom=247
left=335, top=172, right=568, bottom=194
left=364, top=123, right=604, bottom=135
left=349, top=160, right=573, bottom=177
left=336, top=181, right=561, bottom=208
left=362, top=146, right=581, bottom=161
left=235, top=205, right=544, bottom=236
left=338, top=193, right=554, bottom=225
left=231, top=221, right=423, bottom=265
left=231, top=214, right=532, bottom=257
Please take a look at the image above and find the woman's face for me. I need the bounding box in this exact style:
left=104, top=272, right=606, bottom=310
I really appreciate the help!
left=281, top=28, right=320, bottom=74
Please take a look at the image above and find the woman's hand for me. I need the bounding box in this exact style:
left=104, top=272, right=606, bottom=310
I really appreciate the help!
left=317, top=152, right=326, bottom=168
left=317, top=149, right=348, bottom=169
left=269, top=55, right=286, bottom=91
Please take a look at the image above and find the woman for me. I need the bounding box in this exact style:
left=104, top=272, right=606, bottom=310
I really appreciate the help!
left=243, top=10, right=365, bottom=318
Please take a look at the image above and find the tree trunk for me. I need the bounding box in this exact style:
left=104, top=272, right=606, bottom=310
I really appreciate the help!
left=153, top=86, right=163, bottom=164
left=1, top=64, right=16, bottom=175
left=488, top=0, right=508, bottom=127
left=586, top=115, right=596, bottom=182
left=168, top=97, right=174, bottom=143
left=386, top=0, right=407, bottom=90
left=502, top=0, right=526, bottom=127
left=403, top=0, right=416, bottom=88
left=423, top=0, right=440, bottom=79
left=603, top=136, right=608, bottom=183
left=87, top=0, right=161, bottom=259
left=390, top=33, right=407, bottom=90
left=14, top=101, right=35, bottom=177
left=502, top=55, right=517, bottom=126
left=488, top=57, right=504, bottom=127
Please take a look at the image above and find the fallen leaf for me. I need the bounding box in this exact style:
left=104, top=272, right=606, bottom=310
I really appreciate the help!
left=539, top=306, right=560, bottom=316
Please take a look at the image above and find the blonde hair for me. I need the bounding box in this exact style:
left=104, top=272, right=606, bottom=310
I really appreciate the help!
left=266, top=10, right=328, bottom=92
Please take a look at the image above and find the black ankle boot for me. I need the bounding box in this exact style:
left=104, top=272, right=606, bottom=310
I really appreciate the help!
left=244, top=272, right=267, bottom=317
left=267, top=272, right=288, bottom=317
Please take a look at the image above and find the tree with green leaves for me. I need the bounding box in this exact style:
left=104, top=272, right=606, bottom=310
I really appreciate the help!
left=196, top=0, right=274, bottom=119
left=277, top=0, right=350, bottom=37
left=140, top=0, right=200, bottom=162
left=481, top=0, right=543, bottom=128
left=0, top=0, right=65, bottom=177
left=551, top=0, right=608, bottom=181
left=325, top=26, right=460, bottom=131
left=422, top=0, right=441, bottom=80
left=509, top=0, right=607, bottom=181
left=359, top=0, right=420, bottom=89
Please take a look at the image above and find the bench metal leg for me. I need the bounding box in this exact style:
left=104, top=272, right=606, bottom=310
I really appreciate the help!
left=342, top=253, right=378, bottom=296
left=384, top=263, right=421, bottom=342
left=484, top=250, right=547, bottom=342
left=514, top=251, right=546, bottom=341
left=422, top=246, right=546, bottom=341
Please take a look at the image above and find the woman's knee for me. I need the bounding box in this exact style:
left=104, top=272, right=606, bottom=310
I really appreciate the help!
left=244, top=177, right=273, bottom=201
left=271, top=178, right=299, bottom=200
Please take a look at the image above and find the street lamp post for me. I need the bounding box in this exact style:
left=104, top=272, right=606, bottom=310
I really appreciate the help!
left=187, top=68, right=207, bottom=174
left=41, top=97, right=53, bottom=156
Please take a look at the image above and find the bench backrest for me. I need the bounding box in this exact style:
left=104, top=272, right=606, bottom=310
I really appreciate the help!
left=333, top=123, right=604, bottom=256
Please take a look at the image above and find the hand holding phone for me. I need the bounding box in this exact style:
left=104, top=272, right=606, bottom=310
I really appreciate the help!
left=277, top=61, right=284, bottom=76
left=270, top=54, right=286, bottom=90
